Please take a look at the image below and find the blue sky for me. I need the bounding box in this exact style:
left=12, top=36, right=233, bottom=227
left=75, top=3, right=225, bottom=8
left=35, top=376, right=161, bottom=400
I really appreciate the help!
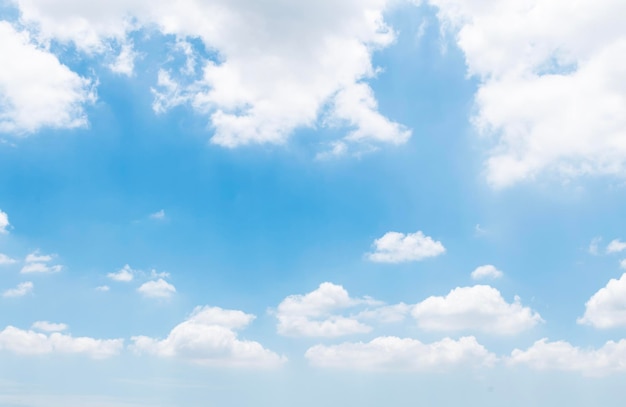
left=1, top=0, right=626, bottom=406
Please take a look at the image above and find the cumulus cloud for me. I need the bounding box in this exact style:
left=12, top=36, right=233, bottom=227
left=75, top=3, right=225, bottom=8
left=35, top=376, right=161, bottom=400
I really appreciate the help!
left=306, top=336, right=496, bottom=371
left=429, top=0, right=626, bottom=187
left=137, top=279, right=176, bottom=298
left=20, top=251, right=62, bottom=274
left=0, top=325, right=122, bottom=359
left=0, top=254, right=17, bottom=265
left=577, top=273, right=626, bottom=328
left=31, top=321, right=68, bottom=332
left=107, top=264, right=135, bottom=282
left=606, top=239, right=626, bottom=254
left=411, top=285, right=542, bottom=335
left=0, top=210, right=9, bottom=233
left=10, top=0, right=410, bottom=151
left=367, top=231, right=445, bottom=263
left=108, top=42, right=137, bottom=76
left=149, top=209, right=166, bottom=220
left=131, top=306, right=285, bottom=368
left=0, top=21, right=96, bottom=134
left=509, top=338, right=626, bottom=377
left=2, top=282, right=33, bottom=298
left=471, top=265, right=503, bottom=280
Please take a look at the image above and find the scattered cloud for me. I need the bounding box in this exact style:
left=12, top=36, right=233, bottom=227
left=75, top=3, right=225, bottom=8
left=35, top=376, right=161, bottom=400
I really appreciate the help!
left=0, top=326, right=122, bottom=359
left=471, top=265, right=503, bottom=280
left=21, top=251, right=62, bottom=274
left=607, top=239, right=626, bottom=254
left=2, top=282, right=33, bottom=298
left=31, top=321, right=68, bottom=332
left=109, top=42, right=137, bottom=76
left=578, top=273, right=626, bottom=328
left=367, top=231, right=445, bottom=263
left=411, top=285, right=543, bottom=335
left=107, top=264, right=135, bottom=282
left=0, top=254, right=17, bottom=265
left=509, top=338, right=626, bottom=377
left=137, top=279, right=176, bottom=299
left=131, top=306, right=285, bottom=368
left=0, top=210, right=9, bottom=234
left=306, top=336, right=496, bottom=371
left=95, top=285, right=110, bottom=292
left=589, top=237, right=602, bottom=255
left=149, top=209, right=166, bottom=220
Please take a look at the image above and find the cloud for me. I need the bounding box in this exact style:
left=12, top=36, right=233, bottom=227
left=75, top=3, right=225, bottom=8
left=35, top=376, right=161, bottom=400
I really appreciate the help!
left=11, top=0, right=410, bottom=152
left=577, top=273, right=626, bottom=328
left=31, top=321, right=68, bottom=332
left=20, top=251, right=62, bottom=274
left=0, top=21, right=96, bottom=134
left=107, top=264, right=135, bottom=282
left=0, top=254, right=17, bottom=265
left=149, top=209, right=166, bottom=220
left=589, top=237, right=602, bottom=255
left=131, top=306, right=285, bottom=368
left=2, top=282, right=33, bottom=298
left=509, top=338, right=626, bottom=377
left=95, top=285, right=110, bottom=292
left=305, top=336, right=496, bottom=371
left=471, top=265, right=503, bottom=280
left=137, top=279, right=176, bottom=299
left=429, top=0, right=626, bottom=187
left=367, top=231, right=445, bottom=263
left=108, top=42, right=137, bottom=76
left=606, top=239, right=626, bottom=254
left=0, top=210, right=9, bottom=234
left=411, top=285, right=543, bottom=335
left=621, top=259, right=626, bottom=270
left=0, top=326, right=122, bottom=359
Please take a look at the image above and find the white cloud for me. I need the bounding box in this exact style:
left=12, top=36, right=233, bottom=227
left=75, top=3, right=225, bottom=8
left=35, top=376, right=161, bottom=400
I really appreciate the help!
left=0, top=326, right=122, bottom=359
left=471, top=264, right=503, bottom=280
left=2, top=282, right=33, bottom=298
left=149, top=209, right=166, bottom=220
left=131, top=306, right=285, bottom=368
left=137, top=279, right=176, bottom=299
left=509, top=338, right=626, bottom=377
left=20, top=263, right=62, bottom=274
left=429, top=0, right=626, bottom=187
left=0, top=210, right=9, bottom=234
left=0, top=254, right=17, bottom=265
left=0, top=21, right=96, bottom=134
left=577, top=273, right=626, bottom=328
left=411, top=285, right=542, bottom=335
left=621, top=259, right=626, bottom=270
left=31, top=321, right=68, bottom=332
left=367, top=231, right=445, bottom=263
left=11, top=0, right=410, bottom=152
left=607, top=239, right=626, bottom=254
left=306, top=336, right=496, bottom=371
left=589, top=237, right=602, bottom=255
left=25, top=251, right=53, bottom=263
left=107, top=264, right=135, bottom=282
left=109, top=42, right=137, bottom=76
left=95, top=285, right=110, bottom=292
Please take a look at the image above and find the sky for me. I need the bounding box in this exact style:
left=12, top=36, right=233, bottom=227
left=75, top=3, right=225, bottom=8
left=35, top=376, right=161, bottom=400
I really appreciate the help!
left=1, top=0, right=626, bottom=406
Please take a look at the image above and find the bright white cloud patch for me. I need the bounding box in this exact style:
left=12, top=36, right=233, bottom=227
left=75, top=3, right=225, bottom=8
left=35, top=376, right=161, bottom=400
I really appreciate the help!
left=0, top=254, right=17, bottom=265
left=509, top=338, right=626, bottom=377
left=11, top=0, right=410, bottom=151
left=471, top=264, right=503, bottom=280
left=31, top=321, right=68, bottom=332
left=578, top=273, right=626, bottom=328
left=2, top=282, right=33, bottom=298
left=430, top=0, right=626, bottom=187
left=107, top=264, right=135, bottom=282
left=131, top=306, right=285, bottom=368
left=137, top=279, right=176, bottom=298
left=607, top=239, right=626, bottom=254
left=306, top=336, right=496, bottom=371
left=0, top=326, right=122, bottom=359
left=411, top=285, right=542, bottom=335
left=0, top=21, right=95, bottom=134
left=367, top=231, right=445, bottom=263
left=20, top=251, right=62, bottom=274
left=109, top=42, right=137, bottom=76
left=0, top=210, right=9, bottom=233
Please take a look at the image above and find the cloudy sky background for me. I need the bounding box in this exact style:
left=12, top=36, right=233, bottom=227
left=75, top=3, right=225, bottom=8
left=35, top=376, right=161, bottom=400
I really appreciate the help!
left=1, top=0, right=626, bottom=405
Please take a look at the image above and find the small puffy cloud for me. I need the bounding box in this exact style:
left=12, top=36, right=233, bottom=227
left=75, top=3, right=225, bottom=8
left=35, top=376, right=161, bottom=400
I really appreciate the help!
left=577, top=273, right=626, bottom=328
left=109, top=42, right=136, bottom=76
left=0, top=210, right=9, bottom=234
left=95, top=285, right=110, bottom=292
left=31, top=321, right=68, bottom=332
left=131, top=306, right=285, bottom=368
left=0, top=254, right=17, bottom=265
left=367, top=231, right=445, bottom=263
left=21, top=251, right=62, bottom=274
left=107, top=264, right=135, bottom=282
left=2, top=282, right=33, bottom=298
left=509, top=338, right=626, bottom=377
left=411, top=285, right=542, bottom=335
left=137, top=279, right=176, bottom=299
left=25, top=252, right=53, bottom=263
left=471, top=265, right=503, bottom=280
left=0, top=21, right=95, bottom=134
left=0, top=326, right=122, bottom=359
left=306, top=336, right=496, bottom=371
left=607, top=239, right=626, bottom=254
left=149, top=209, right=166, bottom=220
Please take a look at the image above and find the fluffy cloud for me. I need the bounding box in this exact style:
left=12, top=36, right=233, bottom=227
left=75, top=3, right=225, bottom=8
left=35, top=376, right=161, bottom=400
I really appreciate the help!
left=0, top=325, right=122, bottom=359
left=107, top=264, right=135, bottom=282
left=411, top=285, right=542, bottom=335
left=606, top=239, right=626, bottom=254
left=0, top=21, right=95, bottom=134
left=577, top=273, right=626, bottom=328
left=2, top=282, right=33, bottom=298
left=429, top=0, right=626, bottom=187
left=471, top=264, right=503, bottom=280
left=367, top=231, right=445, bottom=263
left=137, top=278, right=176, bottom=298
left=31, top=321, right=68, bottom=332
left=305, top=336, right=496, bottom=371
left=131, top=306, right=285, bottom=368
left=0, top=210, right=9, bottom=233
left=509, top=338, right=626, bottom=376
left=20, top=251, right=62, bottom=274
left=0, top=254, right=17, bottom=265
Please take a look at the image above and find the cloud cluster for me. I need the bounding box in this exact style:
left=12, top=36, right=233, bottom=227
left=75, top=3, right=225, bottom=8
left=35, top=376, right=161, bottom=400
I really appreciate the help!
left=578, top=273, right=626, bottom=328
left=20, top=251, right=62, bottom=274
left=367, top=231, right=445, bottom=263
left=2, top=281, right=34, bottom=298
